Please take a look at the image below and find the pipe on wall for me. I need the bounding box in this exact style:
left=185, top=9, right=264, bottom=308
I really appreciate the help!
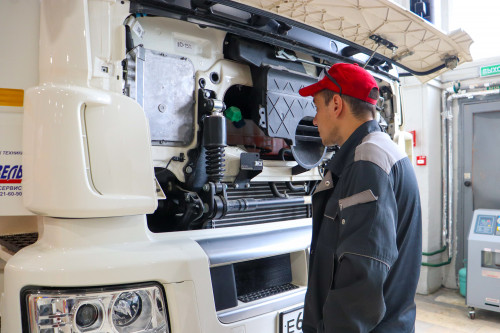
left=441, top=89, right=450, bottom=260
left=446, top=91, right=453, bottom=260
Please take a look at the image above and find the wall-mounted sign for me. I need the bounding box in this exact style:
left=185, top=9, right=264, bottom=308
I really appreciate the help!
left=480, top=64, right=500, bottom=77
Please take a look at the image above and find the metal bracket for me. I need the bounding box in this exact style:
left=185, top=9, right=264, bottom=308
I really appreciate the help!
left=234, top=153, right=263, bottom=187
left=444, top=56, right=459, bottom=70
left=364, top=35, right=398, bottom=69
left=369, top=34, right=398, bottom=53
left=275, top=49, right=329, bottom=68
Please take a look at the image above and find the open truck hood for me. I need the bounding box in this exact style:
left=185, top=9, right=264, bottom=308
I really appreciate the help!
left=130, top=0, right=472, bottom=81
left=226, top=0, right=473, bottom=81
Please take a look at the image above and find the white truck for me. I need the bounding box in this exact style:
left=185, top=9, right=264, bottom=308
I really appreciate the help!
left=0, top=1, right=471, bottom=332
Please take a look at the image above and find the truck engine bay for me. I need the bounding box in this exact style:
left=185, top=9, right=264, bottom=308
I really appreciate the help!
left=122, top=3, right=398, bottom=233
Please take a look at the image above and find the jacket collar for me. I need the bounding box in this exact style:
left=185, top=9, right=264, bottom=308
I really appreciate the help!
left=313, top=171, right=334, bottom=195
left=326, top=119, right=381, bottom=177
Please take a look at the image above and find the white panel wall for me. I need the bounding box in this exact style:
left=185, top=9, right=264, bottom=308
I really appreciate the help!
left=401, top=76, right=444, bottom=294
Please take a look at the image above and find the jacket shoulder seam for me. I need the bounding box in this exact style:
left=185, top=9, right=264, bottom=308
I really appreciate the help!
left=354, top=133, right=406, bottom=175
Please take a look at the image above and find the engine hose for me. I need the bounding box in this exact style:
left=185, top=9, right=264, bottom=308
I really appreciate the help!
left=269, top=182, right=288, bottom=198
left=279, top=148, right=293, bottom=161
left=307, top=180, right=319, bottom=195
left=286, top=181, right=306, bottom=192
left=278, top=149, right=306, bottom=192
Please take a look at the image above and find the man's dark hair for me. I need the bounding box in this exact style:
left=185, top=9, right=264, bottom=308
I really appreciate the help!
left=320, top=88, right=378, bottom=119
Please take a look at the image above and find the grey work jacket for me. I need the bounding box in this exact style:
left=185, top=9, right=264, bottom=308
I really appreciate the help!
left=303, top=120, right=422, bottom=333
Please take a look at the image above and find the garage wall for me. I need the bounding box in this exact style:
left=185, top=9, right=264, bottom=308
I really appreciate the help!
left=395, top=0, right=473, bottom=294
left=402, top=57, right=500, bottom=293
left=440, top=58, right=500, bottom=290
left=400, top=76, right=445, bottom=294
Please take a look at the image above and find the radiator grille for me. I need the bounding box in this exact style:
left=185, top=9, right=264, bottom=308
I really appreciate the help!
left=237, top=283, right=299, bottom=303
left=0, top=233, right=38, bottom=253
left=208, top=182, right=311, bottom=228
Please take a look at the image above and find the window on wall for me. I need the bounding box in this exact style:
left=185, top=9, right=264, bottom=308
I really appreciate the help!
left=410, top=0, right=433, bottom=23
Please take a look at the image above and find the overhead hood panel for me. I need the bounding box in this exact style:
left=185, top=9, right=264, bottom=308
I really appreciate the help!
left=228, top=0, right=473, bottom=81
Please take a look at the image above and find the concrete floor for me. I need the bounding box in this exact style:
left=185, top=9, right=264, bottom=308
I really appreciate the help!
left=416, top=288, right=500, bottom=332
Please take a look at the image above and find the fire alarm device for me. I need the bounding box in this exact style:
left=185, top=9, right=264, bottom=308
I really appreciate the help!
left=416, top=156, right=427, bottom=166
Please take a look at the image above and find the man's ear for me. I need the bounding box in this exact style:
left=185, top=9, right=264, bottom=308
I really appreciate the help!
left=331, top=94, right=344, bottom=118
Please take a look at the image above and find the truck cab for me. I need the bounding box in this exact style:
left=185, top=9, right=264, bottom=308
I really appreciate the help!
left=0, top=1, right=471, bottom=332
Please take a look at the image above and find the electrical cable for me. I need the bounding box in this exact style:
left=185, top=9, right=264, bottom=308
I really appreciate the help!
left=421, top=257, right=452, bottom=267
left=155, top=153, right=185, bottom=177
left=422, top=245, right=447, bottom=256
left=421, top=245, right=452, bottom=267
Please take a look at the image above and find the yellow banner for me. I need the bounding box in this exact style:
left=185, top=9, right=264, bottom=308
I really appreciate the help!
left=0, top=88, right=24, bottom=107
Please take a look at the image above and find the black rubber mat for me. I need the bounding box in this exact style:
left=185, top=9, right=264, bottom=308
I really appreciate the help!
left=0, top=232, right=38, bottom=253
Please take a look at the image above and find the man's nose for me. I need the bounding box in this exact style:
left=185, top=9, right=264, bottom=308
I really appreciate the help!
left=313, top=114, right=318, bottom=126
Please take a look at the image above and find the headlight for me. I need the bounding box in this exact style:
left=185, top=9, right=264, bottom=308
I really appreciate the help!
left=22, top=282, right=169, bottom=333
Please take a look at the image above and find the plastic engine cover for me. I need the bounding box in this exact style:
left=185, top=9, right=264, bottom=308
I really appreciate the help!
left=253, top=68, right=326, bottom=169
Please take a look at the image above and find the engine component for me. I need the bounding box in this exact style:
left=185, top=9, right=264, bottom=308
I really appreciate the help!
left=223, top=34, right=326, bottom=169
left=286, top=181, right=307, bottom=192
left=269, top=182, right=287, bottom=198
left=150, top=182, right=205, bottom=231
left=182, top=89, right=226, bottom=190
left=252, top=68, right=315, bottom=143
left=224, top=34, right=307, bottom=74
left=292, top=118, right=327, bottom=170
left=226, top=118, right=289, bottom=156
left=203, top=99, right=227, bottom=184
left=148, top=179, right=314, bottom=232
left=125, top=46, right=195, bottom=146
left=269, top=181, right=307, bottom=198
left=225, top=196, right=307, bottom=212
left=251, top=67, right=327, bottom=169
left=234, top=153, right=263, bottom=187
left=208, top=183, right=312, bottom=229
left=201, top=183, right=309, bottom=223
left=224, top=106, right=246, bottom=128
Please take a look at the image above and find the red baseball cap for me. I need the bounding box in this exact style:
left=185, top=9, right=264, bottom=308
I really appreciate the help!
left=299, top=63, right=379, bottom=105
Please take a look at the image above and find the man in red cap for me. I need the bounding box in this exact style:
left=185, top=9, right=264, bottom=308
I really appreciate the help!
left=299, top=63, right=422, bottom=333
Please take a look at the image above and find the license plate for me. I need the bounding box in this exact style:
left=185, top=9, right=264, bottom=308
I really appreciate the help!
left=279, top=306, right=303, bottom=333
